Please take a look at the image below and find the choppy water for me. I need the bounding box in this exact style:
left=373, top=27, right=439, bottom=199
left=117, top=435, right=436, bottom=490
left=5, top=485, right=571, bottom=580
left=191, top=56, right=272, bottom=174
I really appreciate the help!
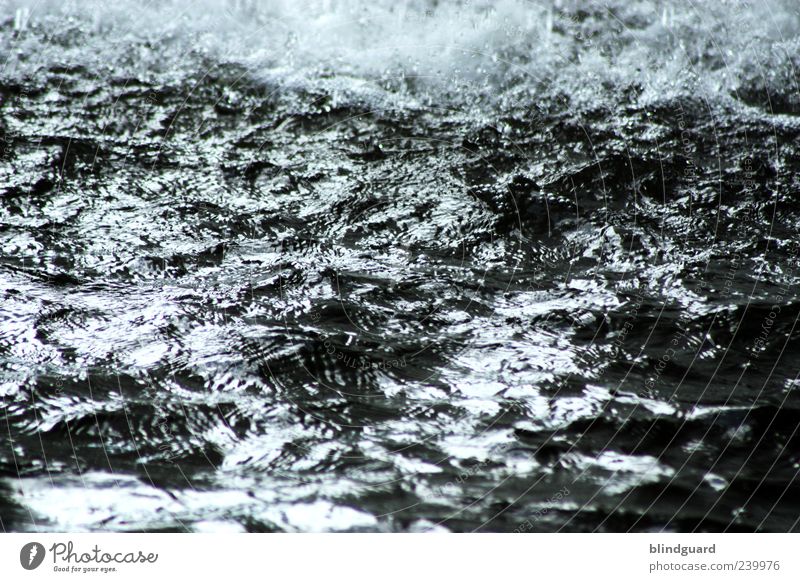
left=2, top=0, right=800, bottom=532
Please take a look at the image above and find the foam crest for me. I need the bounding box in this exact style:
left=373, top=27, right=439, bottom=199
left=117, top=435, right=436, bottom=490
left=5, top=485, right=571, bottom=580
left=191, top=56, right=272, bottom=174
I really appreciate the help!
left=2, top=0, right=799, bottom=109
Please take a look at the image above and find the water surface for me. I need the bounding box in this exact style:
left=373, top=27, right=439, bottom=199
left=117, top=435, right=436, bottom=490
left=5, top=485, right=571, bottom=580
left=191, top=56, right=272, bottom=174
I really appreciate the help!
left=2, top=0, right=800, bottom=532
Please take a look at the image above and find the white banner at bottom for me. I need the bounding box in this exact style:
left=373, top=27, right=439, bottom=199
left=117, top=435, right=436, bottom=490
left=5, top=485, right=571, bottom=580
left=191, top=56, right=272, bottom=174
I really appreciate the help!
left=0, top=534, right=794, bottom=581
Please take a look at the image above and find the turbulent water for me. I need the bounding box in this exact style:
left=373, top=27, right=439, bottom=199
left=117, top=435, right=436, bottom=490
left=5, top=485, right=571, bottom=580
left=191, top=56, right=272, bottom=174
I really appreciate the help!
left=2, top=0, right=800, bottom=532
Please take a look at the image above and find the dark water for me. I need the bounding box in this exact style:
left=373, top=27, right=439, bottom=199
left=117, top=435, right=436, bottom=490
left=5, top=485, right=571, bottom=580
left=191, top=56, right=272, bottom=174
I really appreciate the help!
left=2, top=0, right=800, bottom=532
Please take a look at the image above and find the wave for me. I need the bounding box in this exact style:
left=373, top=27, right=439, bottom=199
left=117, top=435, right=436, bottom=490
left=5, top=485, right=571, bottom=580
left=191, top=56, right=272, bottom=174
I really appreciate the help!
left=2, top=0, right=799, bottom=112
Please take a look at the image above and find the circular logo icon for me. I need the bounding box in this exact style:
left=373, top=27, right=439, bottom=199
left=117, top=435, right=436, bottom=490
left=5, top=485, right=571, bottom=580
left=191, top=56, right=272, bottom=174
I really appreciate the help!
left=20, top=542, right=46, bottom=570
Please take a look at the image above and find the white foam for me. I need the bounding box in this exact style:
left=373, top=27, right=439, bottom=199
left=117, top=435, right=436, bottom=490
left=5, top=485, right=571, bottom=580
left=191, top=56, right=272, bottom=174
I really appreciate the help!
left=2, top=0, right=798, bottom=110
